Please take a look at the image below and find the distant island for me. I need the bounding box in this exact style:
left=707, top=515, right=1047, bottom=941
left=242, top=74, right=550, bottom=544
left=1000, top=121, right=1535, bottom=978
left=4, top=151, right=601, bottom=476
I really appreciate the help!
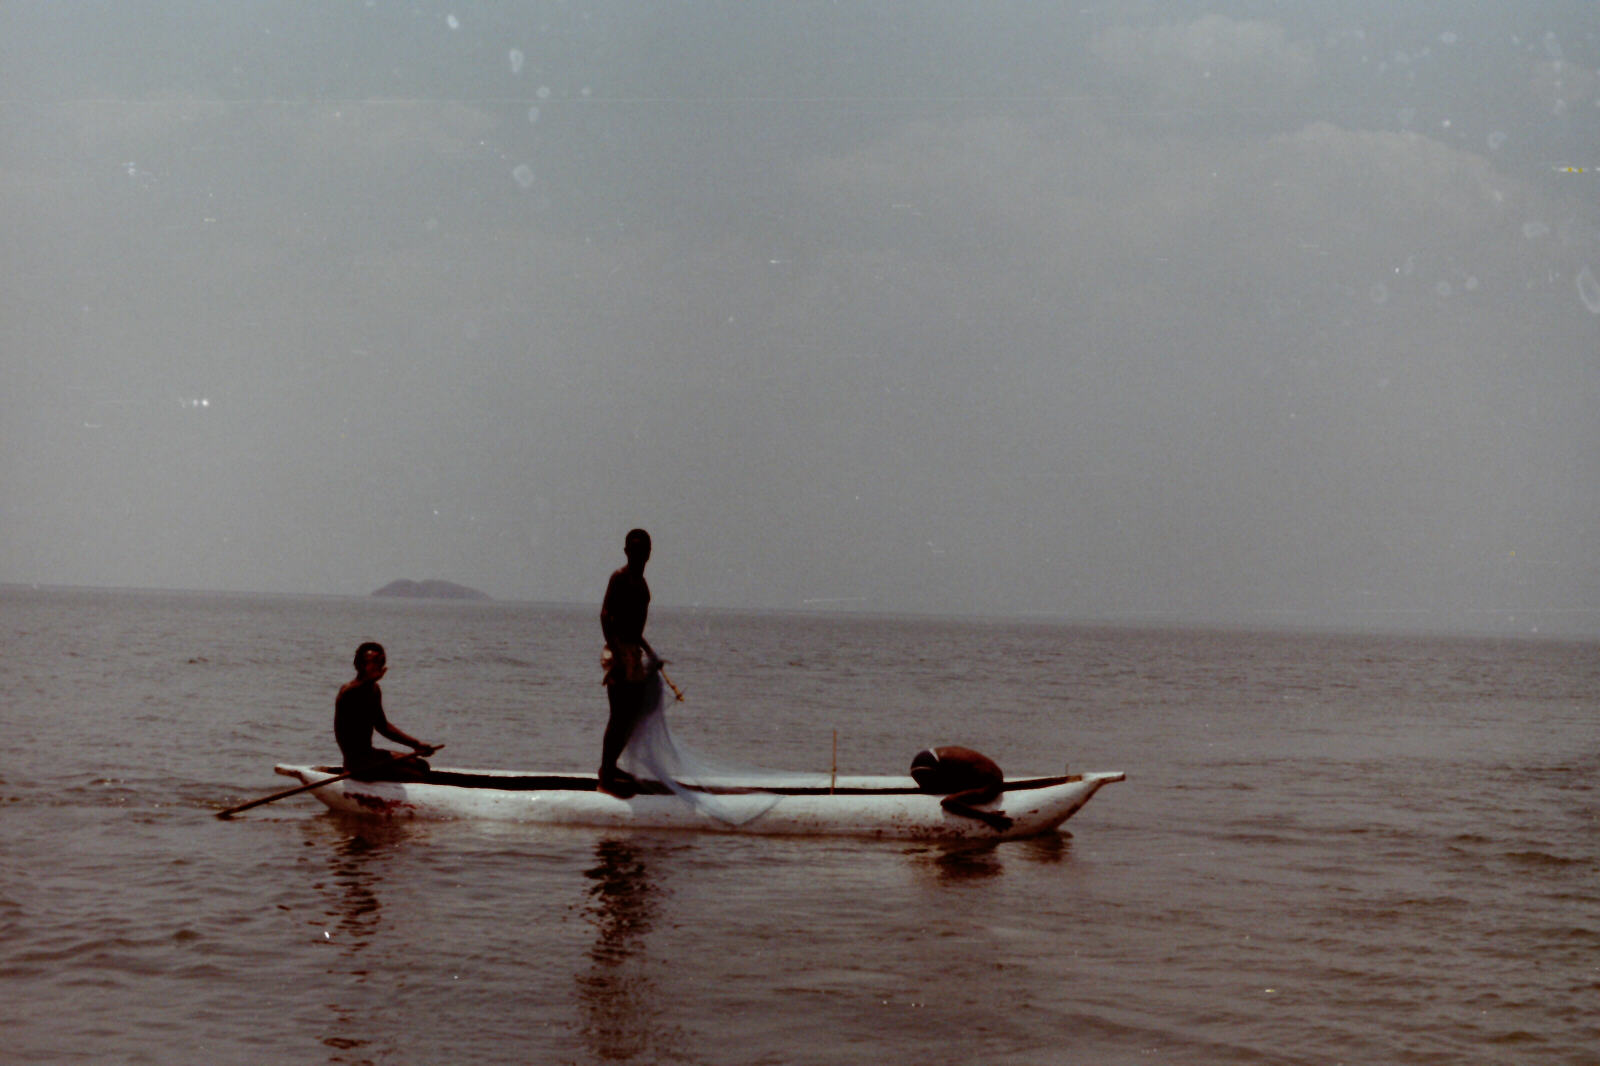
left=371, top=579, right=491, bottom=601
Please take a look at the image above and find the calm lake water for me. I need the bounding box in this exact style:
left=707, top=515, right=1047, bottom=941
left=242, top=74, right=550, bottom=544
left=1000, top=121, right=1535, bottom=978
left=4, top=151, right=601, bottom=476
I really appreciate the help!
left=1, top=587, right=1596, bottom=1064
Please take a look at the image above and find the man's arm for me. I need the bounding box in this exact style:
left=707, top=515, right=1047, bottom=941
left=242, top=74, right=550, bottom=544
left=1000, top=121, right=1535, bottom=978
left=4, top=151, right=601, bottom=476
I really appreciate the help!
left=600, top=570, right=624, bottom=648
left=372, top=701, right=438, bottom=755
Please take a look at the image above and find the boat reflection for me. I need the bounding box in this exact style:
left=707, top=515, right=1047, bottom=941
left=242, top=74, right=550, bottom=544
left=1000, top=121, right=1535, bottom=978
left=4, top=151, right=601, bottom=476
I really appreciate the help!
left=915, top=840, right=1007, bottom=882
left=575, top=836, right=685, bottom=1062
left=908, top=830, right=1074, bottom=883
left=1017, top=830, right=1072, bottom=865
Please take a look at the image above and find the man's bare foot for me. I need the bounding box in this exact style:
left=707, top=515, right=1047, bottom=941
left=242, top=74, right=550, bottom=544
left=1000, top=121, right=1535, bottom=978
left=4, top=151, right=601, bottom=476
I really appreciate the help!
left=598, top=770, right=638, bottom=798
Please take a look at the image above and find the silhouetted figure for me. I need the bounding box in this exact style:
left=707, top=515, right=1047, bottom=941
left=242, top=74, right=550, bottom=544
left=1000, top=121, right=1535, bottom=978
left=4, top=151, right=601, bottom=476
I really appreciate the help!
left=910, top=745, right=1013, bottom=831
left=334, top=642, right=439, bottom=781
left=599, top=529, right=662, bottom=796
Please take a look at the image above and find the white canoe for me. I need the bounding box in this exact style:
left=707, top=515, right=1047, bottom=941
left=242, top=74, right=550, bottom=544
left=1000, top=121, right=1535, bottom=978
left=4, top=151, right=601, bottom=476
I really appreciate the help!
left=271, top=764, right=1125, bottom=841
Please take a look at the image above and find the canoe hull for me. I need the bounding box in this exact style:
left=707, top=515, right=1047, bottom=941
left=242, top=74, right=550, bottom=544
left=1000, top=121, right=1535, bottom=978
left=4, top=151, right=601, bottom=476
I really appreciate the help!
left=270, top=765, right=1124, bottom=841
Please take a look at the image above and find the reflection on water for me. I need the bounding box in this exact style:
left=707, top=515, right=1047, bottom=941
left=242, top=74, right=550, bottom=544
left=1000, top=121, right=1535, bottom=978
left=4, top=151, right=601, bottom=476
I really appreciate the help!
left=1017, top=831, right=1072, bottom=865
left=312, top=820, right=417, bottom=1064
left=576, top=838, right=685, bottom=1062
left=915, top=840, right=1007, bottom=882
left=907, top=831, right=1073, bottom=884
left=327, top=834, right=389, bottom=957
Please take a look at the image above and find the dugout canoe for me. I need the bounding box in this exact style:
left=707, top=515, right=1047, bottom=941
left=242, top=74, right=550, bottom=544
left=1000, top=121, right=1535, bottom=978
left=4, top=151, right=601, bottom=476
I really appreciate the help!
left=270, top=764, right=1125, bottom=841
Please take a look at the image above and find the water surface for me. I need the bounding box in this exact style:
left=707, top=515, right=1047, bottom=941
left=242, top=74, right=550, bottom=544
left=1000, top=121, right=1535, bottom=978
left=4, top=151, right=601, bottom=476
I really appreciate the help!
left=2, top=588, right=1595, bottom=1063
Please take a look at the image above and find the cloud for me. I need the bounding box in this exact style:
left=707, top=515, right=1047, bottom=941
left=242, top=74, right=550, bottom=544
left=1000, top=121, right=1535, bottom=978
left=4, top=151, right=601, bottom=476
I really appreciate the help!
left=795, top=107, right=1563, bottom=297
left=55, top=92, right=231, bottom=158
left=2, top=3, right=1595, bottom=628
left=759, top=103, right=1599, bottom=619
left=1271, top=122, right=1510, bottom=220
left=7, top=91, right=499, bottom=215
left=1091, top=14, right=1317, bottom=105
left=1528, top=59, right=1600, bottom=118
left=797, top=112, right=1219, bottom=271
left=275, top=99, right=500, bottom=168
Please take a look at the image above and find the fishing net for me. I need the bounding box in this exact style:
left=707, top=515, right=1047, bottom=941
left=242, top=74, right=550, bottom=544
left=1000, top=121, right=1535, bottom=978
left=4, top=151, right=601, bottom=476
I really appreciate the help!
left=616, top=673, right=832, bottom=825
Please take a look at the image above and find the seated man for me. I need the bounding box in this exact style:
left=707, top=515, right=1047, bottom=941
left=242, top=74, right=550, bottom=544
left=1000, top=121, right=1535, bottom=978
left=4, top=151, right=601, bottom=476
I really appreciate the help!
left=910, top=745, right=1013, bottom=832
left=334, top=642, right=440, bottom=781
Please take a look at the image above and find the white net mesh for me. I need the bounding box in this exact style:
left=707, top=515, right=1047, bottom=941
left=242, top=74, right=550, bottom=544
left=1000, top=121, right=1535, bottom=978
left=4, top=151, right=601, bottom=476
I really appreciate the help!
left=615, top=673, right=833, bottom=824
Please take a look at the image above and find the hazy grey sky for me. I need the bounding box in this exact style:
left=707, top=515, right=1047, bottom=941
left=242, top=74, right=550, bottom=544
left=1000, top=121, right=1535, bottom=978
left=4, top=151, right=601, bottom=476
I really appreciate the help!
left=3, top=2, right=1597, bottom=635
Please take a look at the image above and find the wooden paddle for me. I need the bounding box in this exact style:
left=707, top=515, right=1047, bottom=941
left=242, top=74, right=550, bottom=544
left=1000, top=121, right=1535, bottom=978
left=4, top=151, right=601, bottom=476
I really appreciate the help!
left=215, top=745, right=441, bottom=820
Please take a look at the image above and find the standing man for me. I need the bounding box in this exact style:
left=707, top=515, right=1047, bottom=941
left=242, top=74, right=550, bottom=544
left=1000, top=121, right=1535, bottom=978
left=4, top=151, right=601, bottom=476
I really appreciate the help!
left=334, top=642, right=440, bottom=781
left=599, top=528, right=661, bottom=795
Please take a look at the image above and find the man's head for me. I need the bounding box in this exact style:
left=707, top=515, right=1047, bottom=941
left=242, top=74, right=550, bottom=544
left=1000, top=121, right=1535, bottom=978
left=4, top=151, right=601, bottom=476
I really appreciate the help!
left=624, top=528, right=652, bottom=565
left=353, top=641, right=387, bottom=678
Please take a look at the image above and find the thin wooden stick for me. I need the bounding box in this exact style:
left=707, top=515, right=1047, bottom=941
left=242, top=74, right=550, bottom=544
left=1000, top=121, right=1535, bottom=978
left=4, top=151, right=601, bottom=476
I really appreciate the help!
left=830, top=729, right=837, bottom=794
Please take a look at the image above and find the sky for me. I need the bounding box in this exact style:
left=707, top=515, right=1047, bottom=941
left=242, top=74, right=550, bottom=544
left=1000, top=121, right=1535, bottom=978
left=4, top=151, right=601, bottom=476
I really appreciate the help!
left=2, top=1, right=1597, bottom=636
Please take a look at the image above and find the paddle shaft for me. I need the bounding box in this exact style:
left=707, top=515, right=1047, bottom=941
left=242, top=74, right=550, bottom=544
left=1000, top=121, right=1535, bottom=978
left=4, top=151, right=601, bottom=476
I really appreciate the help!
left=215, top=745, right=439, bottom=819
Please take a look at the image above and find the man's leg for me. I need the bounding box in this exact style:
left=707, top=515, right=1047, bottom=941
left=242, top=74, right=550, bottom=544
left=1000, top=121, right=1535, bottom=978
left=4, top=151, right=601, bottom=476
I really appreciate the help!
left=939, top=784, right=1013, bottom=831
left=351, top=751, right=431, bottom=782
left=599, top=683, right=643, bottom=796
